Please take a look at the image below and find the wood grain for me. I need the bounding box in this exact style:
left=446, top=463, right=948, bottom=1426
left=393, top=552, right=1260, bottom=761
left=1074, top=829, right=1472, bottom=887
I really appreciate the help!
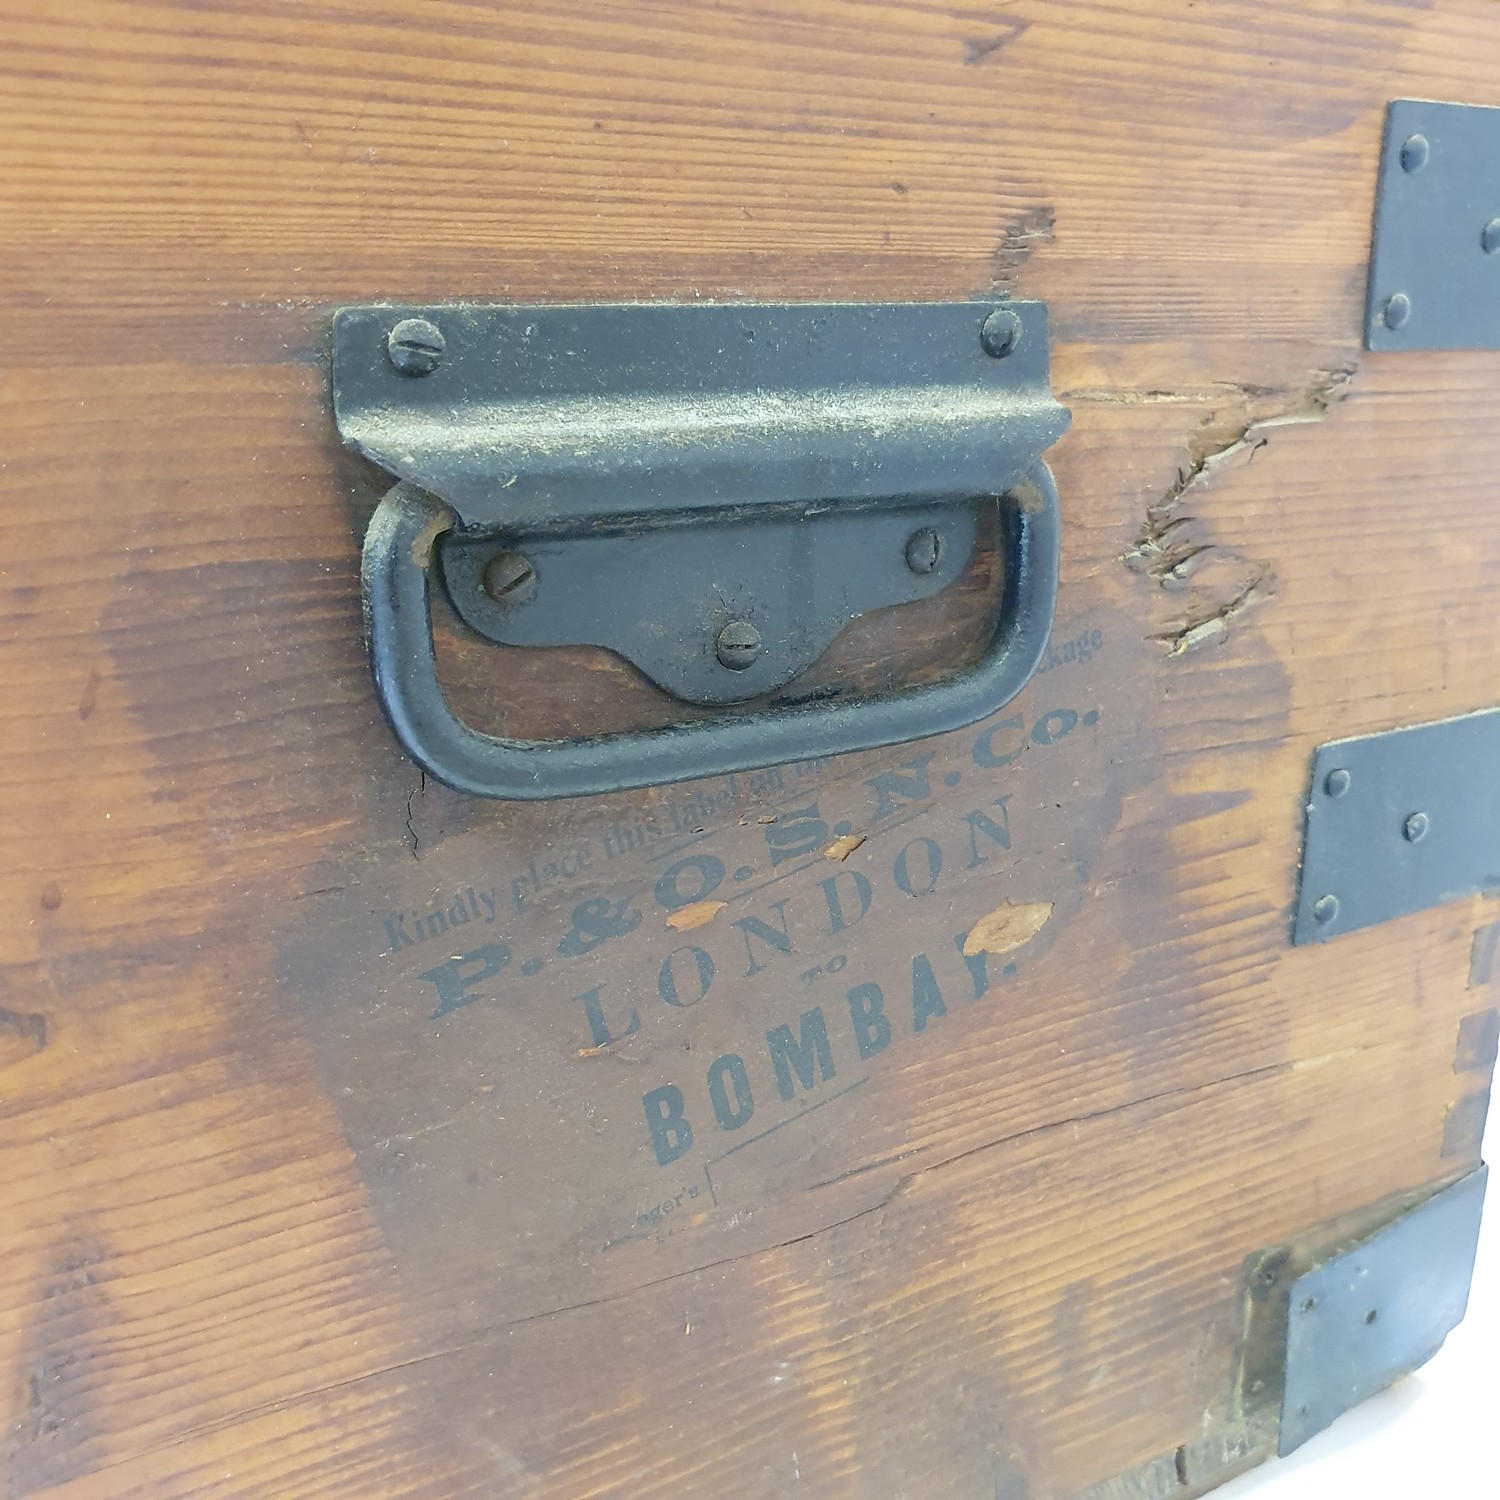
left=2, top=1, right=1499, bottom=1496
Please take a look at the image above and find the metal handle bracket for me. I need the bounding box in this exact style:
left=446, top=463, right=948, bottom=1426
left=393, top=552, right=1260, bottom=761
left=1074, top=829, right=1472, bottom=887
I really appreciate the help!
left=334, top=301, right=1071, bottom=800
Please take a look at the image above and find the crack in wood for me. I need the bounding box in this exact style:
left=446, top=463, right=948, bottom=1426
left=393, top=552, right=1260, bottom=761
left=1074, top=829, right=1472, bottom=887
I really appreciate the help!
left=1121, top=367, right=1353, bottom=654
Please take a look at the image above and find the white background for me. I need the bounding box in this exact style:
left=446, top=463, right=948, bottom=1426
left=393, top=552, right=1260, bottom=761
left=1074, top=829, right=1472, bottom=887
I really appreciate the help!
left=1218, top=1105, right=1497, bottom=1497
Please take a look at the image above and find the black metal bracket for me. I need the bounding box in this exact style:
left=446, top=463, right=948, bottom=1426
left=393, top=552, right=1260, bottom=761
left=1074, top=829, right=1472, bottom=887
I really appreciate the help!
left=1279, top=1167, right=1488, bottom=1454
left=1366, top=99, right=1500, bottom=350
left=333, top=301, right=1070, bottom=799
left=1294, top=708, right=1500, bottom=944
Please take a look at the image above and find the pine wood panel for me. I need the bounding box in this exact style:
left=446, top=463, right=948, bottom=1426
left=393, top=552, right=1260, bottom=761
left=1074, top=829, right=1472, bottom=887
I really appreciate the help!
left=2, top=2, right=1499, bottom=1497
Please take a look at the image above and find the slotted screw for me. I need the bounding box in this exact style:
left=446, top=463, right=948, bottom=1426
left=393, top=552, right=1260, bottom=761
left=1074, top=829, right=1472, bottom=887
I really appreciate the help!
left=387, top=317, right=446, bottom=376
left=483, top=551, right=536, bottom=605
left=716, top=621, right=761, bottom=671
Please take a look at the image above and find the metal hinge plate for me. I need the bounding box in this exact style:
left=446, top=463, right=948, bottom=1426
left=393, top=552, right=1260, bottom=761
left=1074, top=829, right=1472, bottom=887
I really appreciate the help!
left=1294, top=708, right=1500, bottom=944
left=1365, top=98, right=1500, bottom=350
left=1280, top=1167, right=1488, bottom=1454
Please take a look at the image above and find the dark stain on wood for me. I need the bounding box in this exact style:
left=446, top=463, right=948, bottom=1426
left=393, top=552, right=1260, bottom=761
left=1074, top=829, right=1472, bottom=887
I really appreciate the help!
left=989, top=204, right=1055, bottom=292
left=1454, top=1008, right=1500, bottom=1076
left=76, top=667, right=99, bottom=722
left=6, top=1232, right=114, bottom=1497
left=0, top=1006, right=48, bottom=1066
left=962, top=17, right=1030, bottom=65
left=1467, top=920, right=1500, bottom=988
left=1441, top=1089, right=1492, bottom=1163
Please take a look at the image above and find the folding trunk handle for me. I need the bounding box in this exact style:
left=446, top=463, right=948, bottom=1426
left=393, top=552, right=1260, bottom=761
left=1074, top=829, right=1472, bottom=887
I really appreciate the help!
left=336, top=301, right=1071, bottom=799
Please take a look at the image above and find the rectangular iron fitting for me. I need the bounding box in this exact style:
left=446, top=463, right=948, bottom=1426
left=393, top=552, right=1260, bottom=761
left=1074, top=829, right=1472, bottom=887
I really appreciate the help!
left=331, top=301, right=1070, bottom=532
left=1366, top=98, right=1500, bottom=350
left=1295, top=708, right=1500, bottom=943
left=332, top=299, right=1070, bottom=800
left=1280, top=1167, right=1489, bottom=1454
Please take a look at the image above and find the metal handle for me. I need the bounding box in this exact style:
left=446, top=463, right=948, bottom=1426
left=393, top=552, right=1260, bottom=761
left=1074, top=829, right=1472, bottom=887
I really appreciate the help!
left=362, top=463, right=1060, bottom=800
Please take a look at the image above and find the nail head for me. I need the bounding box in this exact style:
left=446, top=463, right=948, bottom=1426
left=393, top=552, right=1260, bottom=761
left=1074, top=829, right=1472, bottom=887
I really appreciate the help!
left=980, top=307, right=1022, bottom=358
left=904, top=528, right=942, bottom=574
left=1399, top=134, right=1429, bottom=173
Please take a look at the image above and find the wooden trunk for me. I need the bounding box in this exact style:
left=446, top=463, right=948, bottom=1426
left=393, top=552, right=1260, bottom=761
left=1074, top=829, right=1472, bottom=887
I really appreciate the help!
left=2, top=3, right=1496, bottom=1497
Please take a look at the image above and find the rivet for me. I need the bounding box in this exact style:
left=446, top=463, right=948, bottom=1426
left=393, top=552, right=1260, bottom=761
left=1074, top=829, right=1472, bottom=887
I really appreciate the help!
left=1403, top=811, right=1429, bottom=843
left=1482, top=218, right=1500, bottom=255
left=482, top=551, right=537, bottom=605
left=1383, top=293, right=1411, bottom=330
left=716, top=620, right=761, bottom=671
left=1323, top=767, right=1352, bottom=798
left=904, top=528, right=942, bottom=574
left=1312, top=894, right=1340, bottom=926
left=387, top=317, right=446, bottom=376
left=1399, top=133, right=1429, bottom=173
left=980, top=307, right=1022, bottom=358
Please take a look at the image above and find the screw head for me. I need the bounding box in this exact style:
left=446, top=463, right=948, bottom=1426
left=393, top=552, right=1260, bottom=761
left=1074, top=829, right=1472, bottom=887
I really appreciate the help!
left=1403, top=811, right=1429, bottom=843
left=904, top=527, right=943, bottom=574
left=715, top=620, right=761, bottom=671
left=1382, top=293, right=1411, bottom=330
left=1399, top=133, right=1429, bottom=173
left=980, top=307, right=1022, bottom=358
left=1323, top=767, right=1352, bottom=798
left=482, top=550, right=536, bottom=605
left=387, top=317, right=446, bottom=376
left=1312, top=894, right=1340, bottom=927
left=1482, top=218, right=1500, bottom=255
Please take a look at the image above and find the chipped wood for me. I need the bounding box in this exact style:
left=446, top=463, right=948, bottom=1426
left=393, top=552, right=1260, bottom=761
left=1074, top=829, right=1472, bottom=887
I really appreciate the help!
left=963, top=899, right=1055, bottom=957
left=822, top=833, right=866, bottom=861
left=664, top=899, right=727, bottom=932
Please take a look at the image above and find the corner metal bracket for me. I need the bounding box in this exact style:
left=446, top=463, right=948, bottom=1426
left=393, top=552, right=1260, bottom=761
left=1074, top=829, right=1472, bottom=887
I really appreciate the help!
left=1279, top=1166, right=1488, bottom=1454
left=1293, top=708, right=1500, bottom=944
left=1365, top=98, right=1500, bottom=350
